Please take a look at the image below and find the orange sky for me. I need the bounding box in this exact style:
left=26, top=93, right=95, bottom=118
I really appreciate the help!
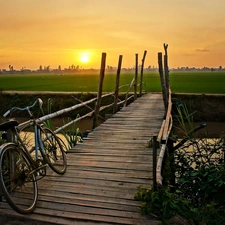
left=0, top=0, right=225, bottom=70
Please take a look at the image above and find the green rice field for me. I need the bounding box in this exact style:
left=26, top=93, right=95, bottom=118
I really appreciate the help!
left=0, top=71, right=225, bottom=94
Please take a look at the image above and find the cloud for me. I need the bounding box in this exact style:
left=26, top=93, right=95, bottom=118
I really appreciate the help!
left=195, top=49, right=210, bottom=52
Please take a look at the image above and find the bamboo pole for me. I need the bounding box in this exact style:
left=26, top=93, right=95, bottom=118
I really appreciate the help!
left=16, top=97, right=98, bottom=130
left=93, top=52, right=106, bottom=129
left=164, top=43, right=169, bottom=98
left=139, top=50, right=147, bottom=95
left=123, top=77, right=135, bottom=107
left=134, top=54, right=138, bottom=100
left=156, top=116, right=173, bottom=186
left=71, top=95, right=94, bottom=113
left=156, top=89, right=173, bottom=185
left=54, top=111, right=93, bottom=134
left=71, top=95, right=105, bottom=121
left=152, top=136, right=157, bottom=191
left=158, top=52, right=168, bottom=110
left=113, top=55, right=123, bottom=114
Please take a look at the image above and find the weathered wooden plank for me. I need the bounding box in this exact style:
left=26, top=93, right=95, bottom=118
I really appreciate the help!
left=37, top=194, right=139, bottom=212
left=0, top=93, right=164, bottom=225
left=37, top=184, right=142, bottom=205
left=68, top=148, right=155, bottom=155
left=0, top=205, right=156, bottom=225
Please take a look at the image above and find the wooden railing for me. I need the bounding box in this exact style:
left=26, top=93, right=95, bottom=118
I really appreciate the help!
left=156, top=89, right=173, bottom=186
left=155, top=44, right=173, bottom=186
left=17, top=51, right=148, bottom=149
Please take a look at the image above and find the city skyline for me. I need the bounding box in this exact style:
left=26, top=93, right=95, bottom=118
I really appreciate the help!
left=2, top=63, right=224, bottom=73
left=0, top=0, right=225, bottom=70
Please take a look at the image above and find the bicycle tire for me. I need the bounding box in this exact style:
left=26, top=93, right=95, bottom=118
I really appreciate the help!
left=0, top=143, right=38, bottom=214
left=40, top=127, right=67, bottom=174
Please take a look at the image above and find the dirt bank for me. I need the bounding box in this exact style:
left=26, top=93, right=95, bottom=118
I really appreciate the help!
left=1, top=91, right=225, bottom=122
left=172, top=93, right=225, bottom=122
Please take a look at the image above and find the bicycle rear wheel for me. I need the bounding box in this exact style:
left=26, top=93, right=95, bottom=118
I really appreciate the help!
left=0, top=143, right=38, bottom=214
left=40, top=127, right=67, bottom=174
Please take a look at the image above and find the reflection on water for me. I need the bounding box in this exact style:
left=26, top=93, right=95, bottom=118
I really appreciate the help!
left=19, top=131, right=70, bottom=152
left=174, top=122, right=225, bottom=138
left=11, top=117, right=103, bottom=133
left=1, top=116, right=103, bottom=153
left=174, top=137, right=225, bottom=172
left=51, top=117, right=95, bottom=132
left=201, top=122, right=225, bottom=137
left=3, top=117, right=225, bottom=139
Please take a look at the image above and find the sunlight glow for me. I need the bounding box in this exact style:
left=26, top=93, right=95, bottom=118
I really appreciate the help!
left=79, top=52, right=90, bottom=63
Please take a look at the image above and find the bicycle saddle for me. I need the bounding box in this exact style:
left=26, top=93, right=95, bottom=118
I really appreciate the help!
left=0, top=120, right=19, bottom=131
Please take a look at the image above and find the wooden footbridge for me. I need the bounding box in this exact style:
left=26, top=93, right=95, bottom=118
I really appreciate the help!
left=0, top=92, right=168, bottom=225
left=0, top=48, right=172, bottom=224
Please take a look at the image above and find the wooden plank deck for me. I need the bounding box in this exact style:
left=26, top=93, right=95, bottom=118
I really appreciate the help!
left=0, top=93, right=164, bottom=225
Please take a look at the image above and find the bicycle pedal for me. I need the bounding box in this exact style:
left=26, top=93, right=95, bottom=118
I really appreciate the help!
left=39, top=167, right=47, bottom=176
left=36, top=167, right=47, bottom=181
left=35, top=159, right=43, bottom=167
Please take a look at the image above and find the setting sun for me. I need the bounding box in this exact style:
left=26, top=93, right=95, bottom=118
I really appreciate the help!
left=80, top=52, right=90, bottom=63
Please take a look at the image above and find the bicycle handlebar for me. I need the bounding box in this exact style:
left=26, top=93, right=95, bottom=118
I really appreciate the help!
left=3, top=98, right=43, bottom=118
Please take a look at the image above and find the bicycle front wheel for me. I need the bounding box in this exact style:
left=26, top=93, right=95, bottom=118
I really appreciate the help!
left=0, top=143, right=38, bottom=214
left=40, top=127, right=67, bottom=174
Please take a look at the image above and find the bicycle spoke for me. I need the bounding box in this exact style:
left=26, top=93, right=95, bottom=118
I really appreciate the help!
left=0, top=144, right=38, bottom=214
left=40, top=127, right=67, bottom=174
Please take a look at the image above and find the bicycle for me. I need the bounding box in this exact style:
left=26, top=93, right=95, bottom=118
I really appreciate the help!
left=0, top=98, right=67, bottom=214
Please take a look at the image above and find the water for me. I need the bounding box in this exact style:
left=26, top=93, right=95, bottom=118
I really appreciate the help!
left=10, top=117, right=101, bottom=133
left=174, top=122, right=225, bottom=138
left=3, top=116, right=225, bottom=138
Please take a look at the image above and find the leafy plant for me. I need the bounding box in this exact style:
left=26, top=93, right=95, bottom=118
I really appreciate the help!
left=60, top=115, right=83, bottom=150
left=40, top=98, right=52, bottom=129
left=135, top=185, right=194, bottom=222
left=174, top=137, right=225, bottom=206
left=135, top=103, right=225, bottom=225
left=173, top=103, right=196, bottom=138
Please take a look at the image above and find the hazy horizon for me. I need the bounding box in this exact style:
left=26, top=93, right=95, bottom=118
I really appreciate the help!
left=1, top=0, right=225, bottom=70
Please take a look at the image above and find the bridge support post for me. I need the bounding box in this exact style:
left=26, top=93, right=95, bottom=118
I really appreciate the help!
left=167, top=138, right=176, bottom=186
left=163, top=44, right=170, bottom=93
left=134, top=54, right=138, bottom=100
left=139, top=50, right=147, bottom=95
left=152, top=136, right=157, bottom=191
left=113, top=55, right=123, bottom=114
left=93, top=52, right=106, bottom=129
left=158, top=52, right=168, bottom=111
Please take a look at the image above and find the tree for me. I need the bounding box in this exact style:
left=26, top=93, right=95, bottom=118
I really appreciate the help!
left=9, top=65, right=13, bottom=71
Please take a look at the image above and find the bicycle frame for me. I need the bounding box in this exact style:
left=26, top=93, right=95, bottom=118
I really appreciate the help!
left=15, top=120, right=49, bottom=168
left=0, top=98, right=66, bottom=214
left=1, top=98, right=66, bottom=175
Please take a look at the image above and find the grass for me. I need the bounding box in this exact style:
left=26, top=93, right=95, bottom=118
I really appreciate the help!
left=0, top=72, right=161, bottom=93
left=170, top=71, right=225, bottom=94
left=0, top=71, right=225, bottom=94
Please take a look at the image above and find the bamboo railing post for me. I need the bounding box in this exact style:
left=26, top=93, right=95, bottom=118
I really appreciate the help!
left=93, top=52, right=106, bottom=129
left=139, top=50, right=147, bottom=95
left=164, top=43, right=169, bottom=98
left=152, top=136, right=157, bottom=191
left=123, top=78, right=134, bottom=107
left=158, top=52, right=168, bottom=110
left=134, top=54, right=138, bottom=100
left=113, top=55, right=123, bottom=114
